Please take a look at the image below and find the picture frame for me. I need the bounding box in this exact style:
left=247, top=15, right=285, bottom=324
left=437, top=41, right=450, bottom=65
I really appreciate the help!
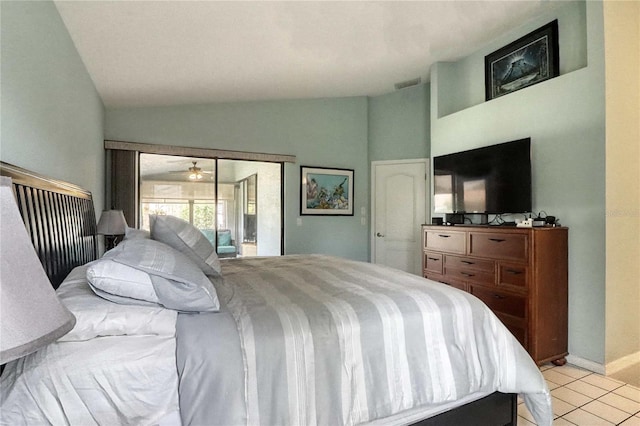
left=301, top=166, right=354, bottom=216
left=485, top=20, right=559, bottom=101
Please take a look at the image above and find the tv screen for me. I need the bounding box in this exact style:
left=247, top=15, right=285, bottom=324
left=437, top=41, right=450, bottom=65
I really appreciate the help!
left=433, top=138, right=532, bottom=215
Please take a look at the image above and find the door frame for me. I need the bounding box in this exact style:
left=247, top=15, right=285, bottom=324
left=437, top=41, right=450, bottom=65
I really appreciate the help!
left=370, top=158, right=430, bottom=273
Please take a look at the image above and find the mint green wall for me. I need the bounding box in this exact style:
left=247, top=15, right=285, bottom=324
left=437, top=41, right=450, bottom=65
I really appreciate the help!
left=431, top=1, right=606, bottom=364
left=0, top=1, right=105, bottom=214
left=368, top=84, right=430, bottom=162
left=105, top=98, right=370, bottom=261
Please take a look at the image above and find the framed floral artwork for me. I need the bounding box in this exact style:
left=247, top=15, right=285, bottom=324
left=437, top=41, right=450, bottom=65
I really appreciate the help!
left=301, top=166, right=353, bottom=216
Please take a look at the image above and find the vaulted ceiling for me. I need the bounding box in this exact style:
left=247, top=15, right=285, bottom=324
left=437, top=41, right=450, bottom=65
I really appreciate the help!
left=54, top=1, right=564, bottom=108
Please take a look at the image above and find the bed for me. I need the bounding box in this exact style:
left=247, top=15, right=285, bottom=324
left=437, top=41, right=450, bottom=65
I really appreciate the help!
left=0, top=161, right=552, bottom=426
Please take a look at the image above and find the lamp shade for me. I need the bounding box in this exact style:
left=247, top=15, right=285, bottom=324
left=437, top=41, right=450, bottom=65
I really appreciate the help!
left=97, top=210, right=127, bottom=236
left=0, top=176, right=76, bottom=364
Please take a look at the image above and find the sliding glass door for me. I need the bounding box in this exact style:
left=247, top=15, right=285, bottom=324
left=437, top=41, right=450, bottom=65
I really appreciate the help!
left=218, top=160, right=282, bottom=257
left=138, top=153, right=282, bottom=257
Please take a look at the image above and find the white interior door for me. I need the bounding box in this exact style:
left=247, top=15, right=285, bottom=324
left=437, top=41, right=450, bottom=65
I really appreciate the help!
left=371, top=159, right=429, bottom=275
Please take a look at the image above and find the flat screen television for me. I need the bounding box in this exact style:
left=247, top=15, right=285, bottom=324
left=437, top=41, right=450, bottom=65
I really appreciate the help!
left=433, top=138, right=532, bottom=215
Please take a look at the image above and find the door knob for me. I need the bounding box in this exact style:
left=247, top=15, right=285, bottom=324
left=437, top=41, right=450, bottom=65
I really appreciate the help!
left=376, top=232, right=385, bottom=237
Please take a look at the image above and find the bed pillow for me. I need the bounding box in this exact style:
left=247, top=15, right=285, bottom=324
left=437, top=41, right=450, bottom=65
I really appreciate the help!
left=149, top=214, right=222, bottom=277
left=57, top=264, right=177, bottom=341
left=124, top=226, right=150, bottom=240
left=87, top=239, right=220, bottom=312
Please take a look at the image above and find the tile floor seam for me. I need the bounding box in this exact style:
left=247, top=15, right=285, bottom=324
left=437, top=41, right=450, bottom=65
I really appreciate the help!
left=559, top=408, right=616, bottom=426
left=596, top=388, right=640, bottom=415
left=583, top=400, right=632, bottom=424
left=553, top=386, right=599, bottom=408
left=565, top=387, right=640, bottom=424
left=545, top=368, right=639, bottom=425
left=525, top=364, right=640, bottom=425
left=571, top=408, right=617, bottom=425
left=615, top=413, right=637, bottom=425
left=562, top=373, right=629, bottom=394
left=555, top=405, right=584, bottom=421
left=557, top=395, right=639, bottom=425
left=550, top=401, right=640, bottom=425
left=582, top=373, right=627, bottom=391
left=544, top=374, right=582, bottom=391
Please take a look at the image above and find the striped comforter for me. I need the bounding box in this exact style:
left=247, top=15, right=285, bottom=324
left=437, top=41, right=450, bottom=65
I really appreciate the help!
left=176, top=254, right=552, bottom=425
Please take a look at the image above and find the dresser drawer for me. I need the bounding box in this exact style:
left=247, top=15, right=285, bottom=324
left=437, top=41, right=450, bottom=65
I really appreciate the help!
left=436, top=274, right=468, bottom=292
left=444, top=279, right=467, bottom=292
left=499, top=263, right=528, bottom=289
left=425, top=271, right=444, bottom=282
left=469, top=232, right=528, bottom=261
left=496, top=314, right=527, bottom=348
left=445, top=255, right=494, bottom=272
left=421, top=225, right=568, bottom=365
left=470, top=286, right=526, bottom=319
left=424, top=230, right=466, bottom=254
left=424, top=252, right=443, bottom=274
left=445, top=267, right=495, bottom=286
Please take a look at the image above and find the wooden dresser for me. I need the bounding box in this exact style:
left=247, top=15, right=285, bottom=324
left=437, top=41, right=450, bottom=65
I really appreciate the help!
left=421, top=225, right=568, bottom=365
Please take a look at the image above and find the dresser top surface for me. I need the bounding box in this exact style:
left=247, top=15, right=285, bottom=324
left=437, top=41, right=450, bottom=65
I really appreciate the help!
left=422, top=224, right=567, bottom=231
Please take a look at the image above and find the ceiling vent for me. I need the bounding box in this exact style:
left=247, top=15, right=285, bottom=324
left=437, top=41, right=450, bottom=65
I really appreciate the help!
left=394, top=77, right=422, bottom=91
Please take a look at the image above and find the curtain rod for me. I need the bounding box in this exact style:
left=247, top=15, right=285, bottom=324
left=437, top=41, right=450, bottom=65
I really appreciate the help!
left=104, top=140, right=296, bottom=164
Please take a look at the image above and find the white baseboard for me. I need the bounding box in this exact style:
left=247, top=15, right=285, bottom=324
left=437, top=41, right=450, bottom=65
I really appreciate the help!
left=566, top=352, right=640, bottom=376
left=566, top=354, right=605, bottom=375
left=606, top=351, right=640, bottom=375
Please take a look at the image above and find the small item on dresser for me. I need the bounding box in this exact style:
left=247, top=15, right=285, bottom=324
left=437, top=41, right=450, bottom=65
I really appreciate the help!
left=532, top=217, right=546, bottom=227
left=517, top=218, right=533, bottom=228
left=535, top=211, right=556, bottom=226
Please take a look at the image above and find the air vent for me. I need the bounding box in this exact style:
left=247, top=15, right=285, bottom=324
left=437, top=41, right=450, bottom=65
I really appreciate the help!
left=394, top=77, right=422, bottom=90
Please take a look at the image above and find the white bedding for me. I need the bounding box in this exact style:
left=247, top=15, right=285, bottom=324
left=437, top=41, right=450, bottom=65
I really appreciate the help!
left=0, top=265, right=180, bottom=426
left=177, top=255, right=553, bottom=426
left=57, top=264, right=178, bottom=341
left=1, top=255, right=552, bottom=425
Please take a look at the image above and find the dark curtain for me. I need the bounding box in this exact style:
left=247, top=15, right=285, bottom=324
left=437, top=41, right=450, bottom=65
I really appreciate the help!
left=107, top=149, right=138, bottom=228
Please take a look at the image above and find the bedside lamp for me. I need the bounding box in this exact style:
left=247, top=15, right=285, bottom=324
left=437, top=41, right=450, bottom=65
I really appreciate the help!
left=97, top=210, right=127, bottom=251
left=0, top=176, right=76, bottom=364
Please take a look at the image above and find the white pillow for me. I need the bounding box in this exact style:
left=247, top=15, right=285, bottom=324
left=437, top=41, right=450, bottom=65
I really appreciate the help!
left=87, top=239, right=220, bottom=312
left=57, top=264, right=177, bottom=341
left=86, top=260, right=160, bottom=304
left=149, top=214, right=222, bottom=277
left=124, top=226, right=150, bottom=240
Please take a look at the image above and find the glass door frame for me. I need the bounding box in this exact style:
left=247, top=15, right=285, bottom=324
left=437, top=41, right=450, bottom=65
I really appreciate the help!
left=135, top=151, right=285, bottom=256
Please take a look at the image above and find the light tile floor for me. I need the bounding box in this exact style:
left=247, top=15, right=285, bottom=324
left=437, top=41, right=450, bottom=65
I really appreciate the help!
left=518, top=364, right=640, bottom=425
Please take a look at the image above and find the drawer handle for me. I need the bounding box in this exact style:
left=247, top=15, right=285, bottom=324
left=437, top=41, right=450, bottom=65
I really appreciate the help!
left=460, top=272, right=475, bottom=277
left=492, top=294, right=506, bottom=300
left=438, top=234, right=451, bottom=238
left=427, top=257, right=440, bottom=261
left=461, top=260, right=475, bottom=265
left=489, top=238, right=506, bottom=243
left=505, top=269, right=523, bottom=275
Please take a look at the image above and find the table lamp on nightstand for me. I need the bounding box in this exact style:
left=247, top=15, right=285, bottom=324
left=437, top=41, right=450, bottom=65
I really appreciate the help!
left=0, top=176, right=76, bottom=364
left=97, top=210, right=127, bottom=251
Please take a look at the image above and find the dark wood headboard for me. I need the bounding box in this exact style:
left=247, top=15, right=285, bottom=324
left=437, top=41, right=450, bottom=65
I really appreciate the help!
left=0, top=161, right=98, bottom=288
